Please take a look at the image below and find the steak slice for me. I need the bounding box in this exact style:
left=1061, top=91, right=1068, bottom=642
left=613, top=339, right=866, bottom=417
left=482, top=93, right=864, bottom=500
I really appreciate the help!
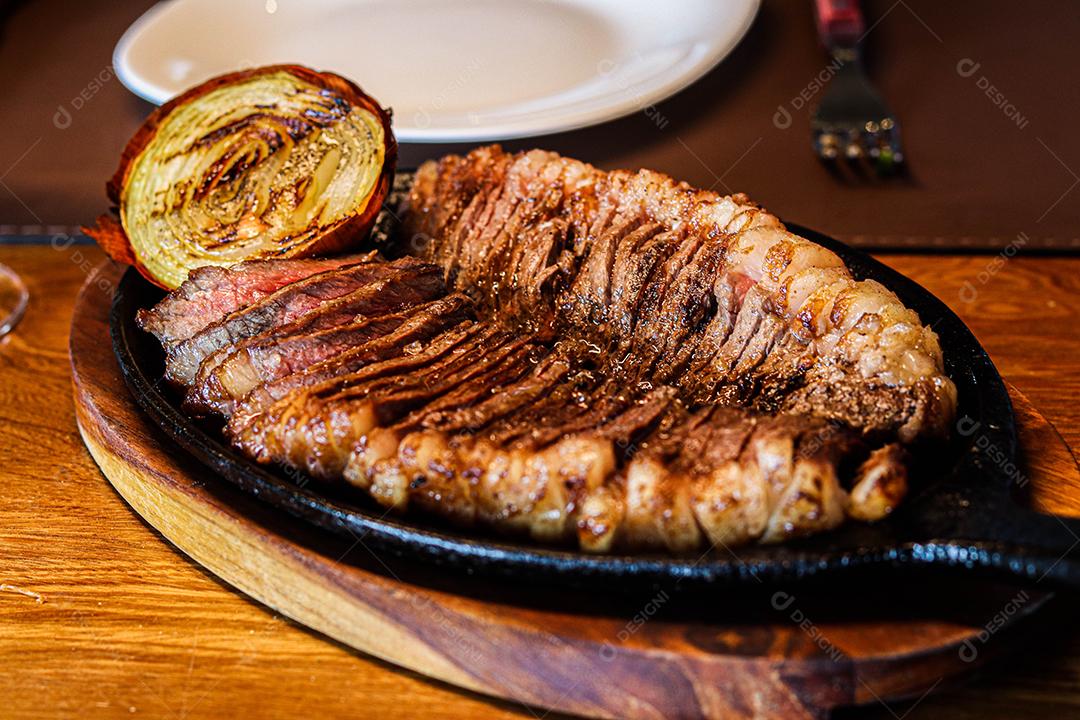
left=410, top=351, right=573, bottom=434
left=477, top=367, right=609, bottom=448
left=184, top=269, right=447, bottom=415
left=164, top=257, right=438, bottom=387
left=307, top=329, right=523, bottom=410
left=136, top=254, right=373, bottom=346
left=561, top=212, right=640, bottom=336
left=226, top=297, right=475, bottom=437
left=237, top=331, right=534, bottom=478
left=605, top=222, right=676, bottom=343
left=189, top=311, right=412, bottom=417
left=386, top=346, right=544, bottom=435
left=496, top=380, right=630, bottom=449
left=594, top=386, right=680, bottom=451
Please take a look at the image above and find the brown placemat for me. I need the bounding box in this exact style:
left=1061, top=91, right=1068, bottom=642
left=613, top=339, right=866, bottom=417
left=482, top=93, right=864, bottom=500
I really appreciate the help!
left=1, top=0, right=1077, bottom=251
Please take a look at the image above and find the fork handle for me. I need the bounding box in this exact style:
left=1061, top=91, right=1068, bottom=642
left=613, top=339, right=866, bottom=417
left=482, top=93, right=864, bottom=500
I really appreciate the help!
left=814, top=0, right=865, bottom=48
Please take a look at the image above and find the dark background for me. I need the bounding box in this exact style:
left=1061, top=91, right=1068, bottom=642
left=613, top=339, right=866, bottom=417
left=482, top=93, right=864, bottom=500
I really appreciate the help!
left=1, top=0, right=1078, bottom=250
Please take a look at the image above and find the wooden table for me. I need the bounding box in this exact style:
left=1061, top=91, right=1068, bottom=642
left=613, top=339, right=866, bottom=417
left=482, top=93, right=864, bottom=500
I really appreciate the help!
left=0, top=243, right=1077, bottom=719
left=2, top=0, right=1078, bottom=714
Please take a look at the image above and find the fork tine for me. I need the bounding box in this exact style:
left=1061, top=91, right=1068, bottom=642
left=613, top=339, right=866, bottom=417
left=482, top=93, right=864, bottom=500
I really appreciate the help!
left=844, top=137, right=864, bottom=160
left=873, top=121, right=904, bottom=174
left=814, top=131, right=841, bottom=160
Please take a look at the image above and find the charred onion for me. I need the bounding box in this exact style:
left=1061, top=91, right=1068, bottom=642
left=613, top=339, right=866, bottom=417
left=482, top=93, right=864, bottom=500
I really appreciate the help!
left=87, top=65, right=395, bottom=289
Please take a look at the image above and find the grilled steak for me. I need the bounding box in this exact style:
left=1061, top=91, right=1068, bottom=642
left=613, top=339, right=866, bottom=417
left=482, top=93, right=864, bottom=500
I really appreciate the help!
left=136, top=254, right=374, bottom=346
left=189, top=312, right=412, bottom=417
left=138, top=145, right=955, bottom=553
left=263, top=340, right=542, bottom=480
left=184, top=272, right=447, bottom=414
left=402, top=146, right=956, bottom=442
left=225, top=296, right=475, bottom=436
left=164, top=257, right=438, bottom=387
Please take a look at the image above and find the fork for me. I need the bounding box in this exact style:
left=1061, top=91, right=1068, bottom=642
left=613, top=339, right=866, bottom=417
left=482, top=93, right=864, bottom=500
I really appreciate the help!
left=811, top=0, right=903, bottom=173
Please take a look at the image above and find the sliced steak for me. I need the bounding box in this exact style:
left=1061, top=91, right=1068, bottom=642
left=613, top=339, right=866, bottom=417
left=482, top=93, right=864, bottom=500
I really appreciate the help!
left=412, top=352, right=572, bottom=434
left=164, top=257, right=437, bottom=387
left=238, top=332, right=535, bottom=478
left=136, top=254, right=373, bottom=346
left=188, top=312, right=411, bottom=417
left=226, top=297, right=475, bottom=437
left=135, top=143, right=952, bottom=552
left=184, top=269, right=446, bottom=414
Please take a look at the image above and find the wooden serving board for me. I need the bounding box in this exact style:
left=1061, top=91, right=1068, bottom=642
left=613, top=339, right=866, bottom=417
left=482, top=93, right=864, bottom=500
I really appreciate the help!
left=70, top=262, right=1080, bottom=720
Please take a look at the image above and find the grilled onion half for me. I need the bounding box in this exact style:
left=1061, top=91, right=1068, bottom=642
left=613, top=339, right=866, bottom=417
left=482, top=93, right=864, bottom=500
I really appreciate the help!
left=88, top=65, right=395, bottom=289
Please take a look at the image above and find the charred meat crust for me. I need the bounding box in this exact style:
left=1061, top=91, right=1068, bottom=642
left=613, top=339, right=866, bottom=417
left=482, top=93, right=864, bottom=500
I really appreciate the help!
left=138, top=145, right=954, bottom=552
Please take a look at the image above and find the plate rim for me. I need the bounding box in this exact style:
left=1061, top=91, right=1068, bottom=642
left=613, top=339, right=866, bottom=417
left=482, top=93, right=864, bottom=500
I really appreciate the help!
left=112, top=0, right=762, bottom=142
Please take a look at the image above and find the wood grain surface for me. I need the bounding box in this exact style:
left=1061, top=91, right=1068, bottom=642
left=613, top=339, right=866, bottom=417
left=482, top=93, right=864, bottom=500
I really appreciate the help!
left=2, top=245, right=1080, bottom=719
left=69, top=259, right=1076, bottom=720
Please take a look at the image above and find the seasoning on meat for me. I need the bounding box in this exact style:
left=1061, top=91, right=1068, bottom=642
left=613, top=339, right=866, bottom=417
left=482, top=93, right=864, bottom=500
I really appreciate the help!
left=140, top=146, right=956, bottom=552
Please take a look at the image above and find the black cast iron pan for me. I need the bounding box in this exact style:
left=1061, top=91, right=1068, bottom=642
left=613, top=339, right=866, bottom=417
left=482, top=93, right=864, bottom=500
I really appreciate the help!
left=108, top=184, right=1080, bottom=593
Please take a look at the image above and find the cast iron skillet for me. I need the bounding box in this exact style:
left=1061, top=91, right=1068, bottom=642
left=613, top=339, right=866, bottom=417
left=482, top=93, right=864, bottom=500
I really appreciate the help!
left=109, top=201, right=1080, bottom=592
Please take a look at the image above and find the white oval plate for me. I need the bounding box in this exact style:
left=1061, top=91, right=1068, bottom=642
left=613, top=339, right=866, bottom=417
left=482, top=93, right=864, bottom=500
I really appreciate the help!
left=114, top=0, right=759, bottom=143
